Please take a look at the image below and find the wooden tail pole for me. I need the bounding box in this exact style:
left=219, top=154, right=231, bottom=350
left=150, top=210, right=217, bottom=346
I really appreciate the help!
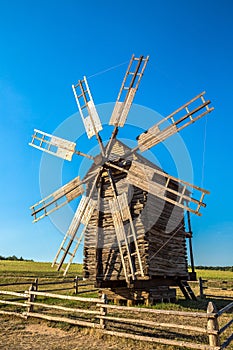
left=187, top=210, right=196, bottom=278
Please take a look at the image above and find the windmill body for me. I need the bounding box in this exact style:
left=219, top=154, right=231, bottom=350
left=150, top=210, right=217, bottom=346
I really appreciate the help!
left=29, top=55, right=213, bottom=303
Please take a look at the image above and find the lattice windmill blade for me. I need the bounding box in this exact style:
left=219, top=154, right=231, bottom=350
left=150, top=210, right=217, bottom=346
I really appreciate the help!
left=133, top=92, right=214, bottom=153
left=52, top=169, right=101, bottom=273
left=109, top=192, right=144, bottom=283
left=106, top=55, right=149, bottom=157
left=29, top=129, right=93, bottom=161
left=107, top=160, right=210, bottom=216
left=72, top=76, right=105, bottom=156
left=52, top=196, right=97, bottom=275
left=109, top=55, right=149, bottom=127
left=30, top=176, right=84, bottom=222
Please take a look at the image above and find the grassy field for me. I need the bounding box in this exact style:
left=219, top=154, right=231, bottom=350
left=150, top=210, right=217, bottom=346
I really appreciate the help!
left=0, top=260, right=82, bottom=277
left=0, top=260, right=232, bottom=279
left=195, top=269, right=233, bottom=280
left=0, top=261, right=232, bottom=350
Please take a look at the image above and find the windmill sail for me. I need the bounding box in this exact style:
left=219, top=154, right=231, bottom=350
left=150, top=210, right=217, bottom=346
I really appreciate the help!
left=137, top=92, right=214, bottom=152
left=107, top=160, right=209, bottom=216
left=29, top=129, right=76, bottom=161
left=126, top=161, right=209, bottom=216
left=52, top=196, right=97, bottom=274
left=109, top=55, right=149, bottom=127
left=52, top=169, right=101, bottom=274
left=30, top=176, right=84, bottom=222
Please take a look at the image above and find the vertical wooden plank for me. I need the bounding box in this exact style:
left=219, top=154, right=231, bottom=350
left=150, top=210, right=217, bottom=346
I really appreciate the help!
left=99, top=293, right=107, bottom=329
left=74, top=276, right=79, bottom=294
left=199, top=277, right=204, bottom=299
left=34, top=278, right=38, bottom=292
left=27, top=284, right=35, bottom=313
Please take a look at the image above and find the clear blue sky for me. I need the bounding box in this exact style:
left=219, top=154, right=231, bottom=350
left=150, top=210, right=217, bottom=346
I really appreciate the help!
left=0, top=0, right=232, bottom=266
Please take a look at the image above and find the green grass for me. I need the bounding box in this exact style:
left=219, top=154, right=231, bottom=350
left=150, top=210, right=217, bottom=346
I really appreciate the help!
left=195, top=269, right=233, bottom=280
left=0, top=260, right=82, bottom=278
left=1, top=261, right=232, bottom=280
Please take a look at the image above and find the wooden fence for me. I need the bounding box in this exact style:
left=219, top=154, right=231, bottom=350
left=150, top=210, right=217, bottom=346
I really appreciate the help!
left=0, top=276, right=96, bottom=295
left=198, top=278, right=233, bottom=300
left=0, top=284, right=232, bottom=349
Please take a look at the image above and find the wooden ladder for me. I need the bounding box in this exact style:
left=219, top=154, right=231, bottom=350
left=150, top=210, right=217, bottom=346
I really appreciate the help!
left=109, top=193, right=144, bottom=283
left=178, top=280, right=197, bottom=300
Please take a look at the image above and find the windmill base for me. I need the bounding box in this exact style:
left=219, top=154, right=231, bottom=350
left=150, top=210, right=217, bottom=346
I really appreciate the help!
left=96, top=276, right=196, bottom=304
left=99, top=286, right=176, bottom=305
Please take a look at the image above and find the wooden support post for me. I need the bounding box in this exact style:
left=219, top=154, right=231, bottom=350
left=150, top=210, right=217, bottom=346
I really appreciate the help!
left=187, top=210, right=196, bottom=280
left=199, top=277, right=204, bottom=299
left=207, top=302, right=220, bottom=347
left=27, top=284, right=35, bottom=314
left=34, top=278, right=38, bottom=291
left=74, top=276, right=78, bottom=294
left=99, top=293, right=107, bottom=329
left=127, top=299, right=135, bottom=307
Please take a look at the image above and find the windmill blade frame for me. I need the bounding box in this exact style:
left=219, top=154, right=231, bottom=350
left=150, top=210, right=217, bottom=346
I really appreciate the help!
left=52, top=196, right=97, bottom=276
left=29, top=129, right=94, bottom=160
left=133, top=91, right=214, bottom=153
left=30, top=168, right=100, bottom=223
left=106, top=54, right=149, bottom=157
left=52, top=169, right=102, bottom=273
left=106, top=160, right=209, bottom=216
left=72, top=76, right=105, bottom=156
left=109, top=55, right=149, bottom=128
left=29, top=129, right=76, bottom=161
left=30, top=176, right=84, bottom=222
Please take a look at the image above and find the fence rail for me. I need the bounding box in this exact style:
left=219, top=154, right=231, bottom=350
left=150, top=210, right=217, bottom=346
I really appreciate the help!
left=198, top=278, right=233, bottom=300
left=0, top=276, right=96, bottom=295
left=0, top=283, right=232, bottom=349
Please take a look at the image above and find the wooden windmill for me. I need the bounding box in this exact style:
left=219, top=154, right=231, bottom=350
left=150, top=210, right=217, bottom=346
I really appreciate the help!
left=29, top=55, right=214, bottom=302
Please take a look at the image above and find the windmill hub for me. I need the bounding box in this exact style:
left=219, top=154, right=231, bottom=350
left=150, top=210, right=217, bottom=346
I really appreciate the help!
left=94, top=154, right=107, bottom=166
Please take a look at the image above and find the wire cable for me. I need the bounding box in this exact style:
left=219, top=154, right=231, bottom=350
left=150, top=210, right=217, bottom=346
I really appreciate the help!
left=87, top=60, right=128, bottom=79
left=201, top=115, right=208, bottom=188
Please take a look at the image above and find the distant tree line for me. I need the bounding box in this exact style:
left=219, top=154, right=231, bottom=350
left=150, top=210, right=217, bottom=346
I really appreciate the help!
left=0, top=255, right=34, bottom=262
left=194, top=266, right=233, bottom=272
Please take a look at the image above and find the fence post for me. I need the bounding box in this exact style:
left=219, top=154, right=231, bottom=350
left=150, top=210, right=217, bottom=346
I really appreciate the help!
left=34, top=278, right=38, bottom=291
left=74, top=276, right=78, bottom=294
left=199, top=277, right=204, bottom=299
left=99, top=293, right=107, bottom=329
left=207, top=301, right=220, bottom=347
left=27, top=283, right=35, bottom=314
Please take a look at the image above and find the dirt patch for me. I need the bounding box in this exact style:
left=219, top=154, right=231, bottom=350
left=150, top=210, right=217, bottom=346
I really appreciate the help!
left=0, top=316, right=147, bottom=350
